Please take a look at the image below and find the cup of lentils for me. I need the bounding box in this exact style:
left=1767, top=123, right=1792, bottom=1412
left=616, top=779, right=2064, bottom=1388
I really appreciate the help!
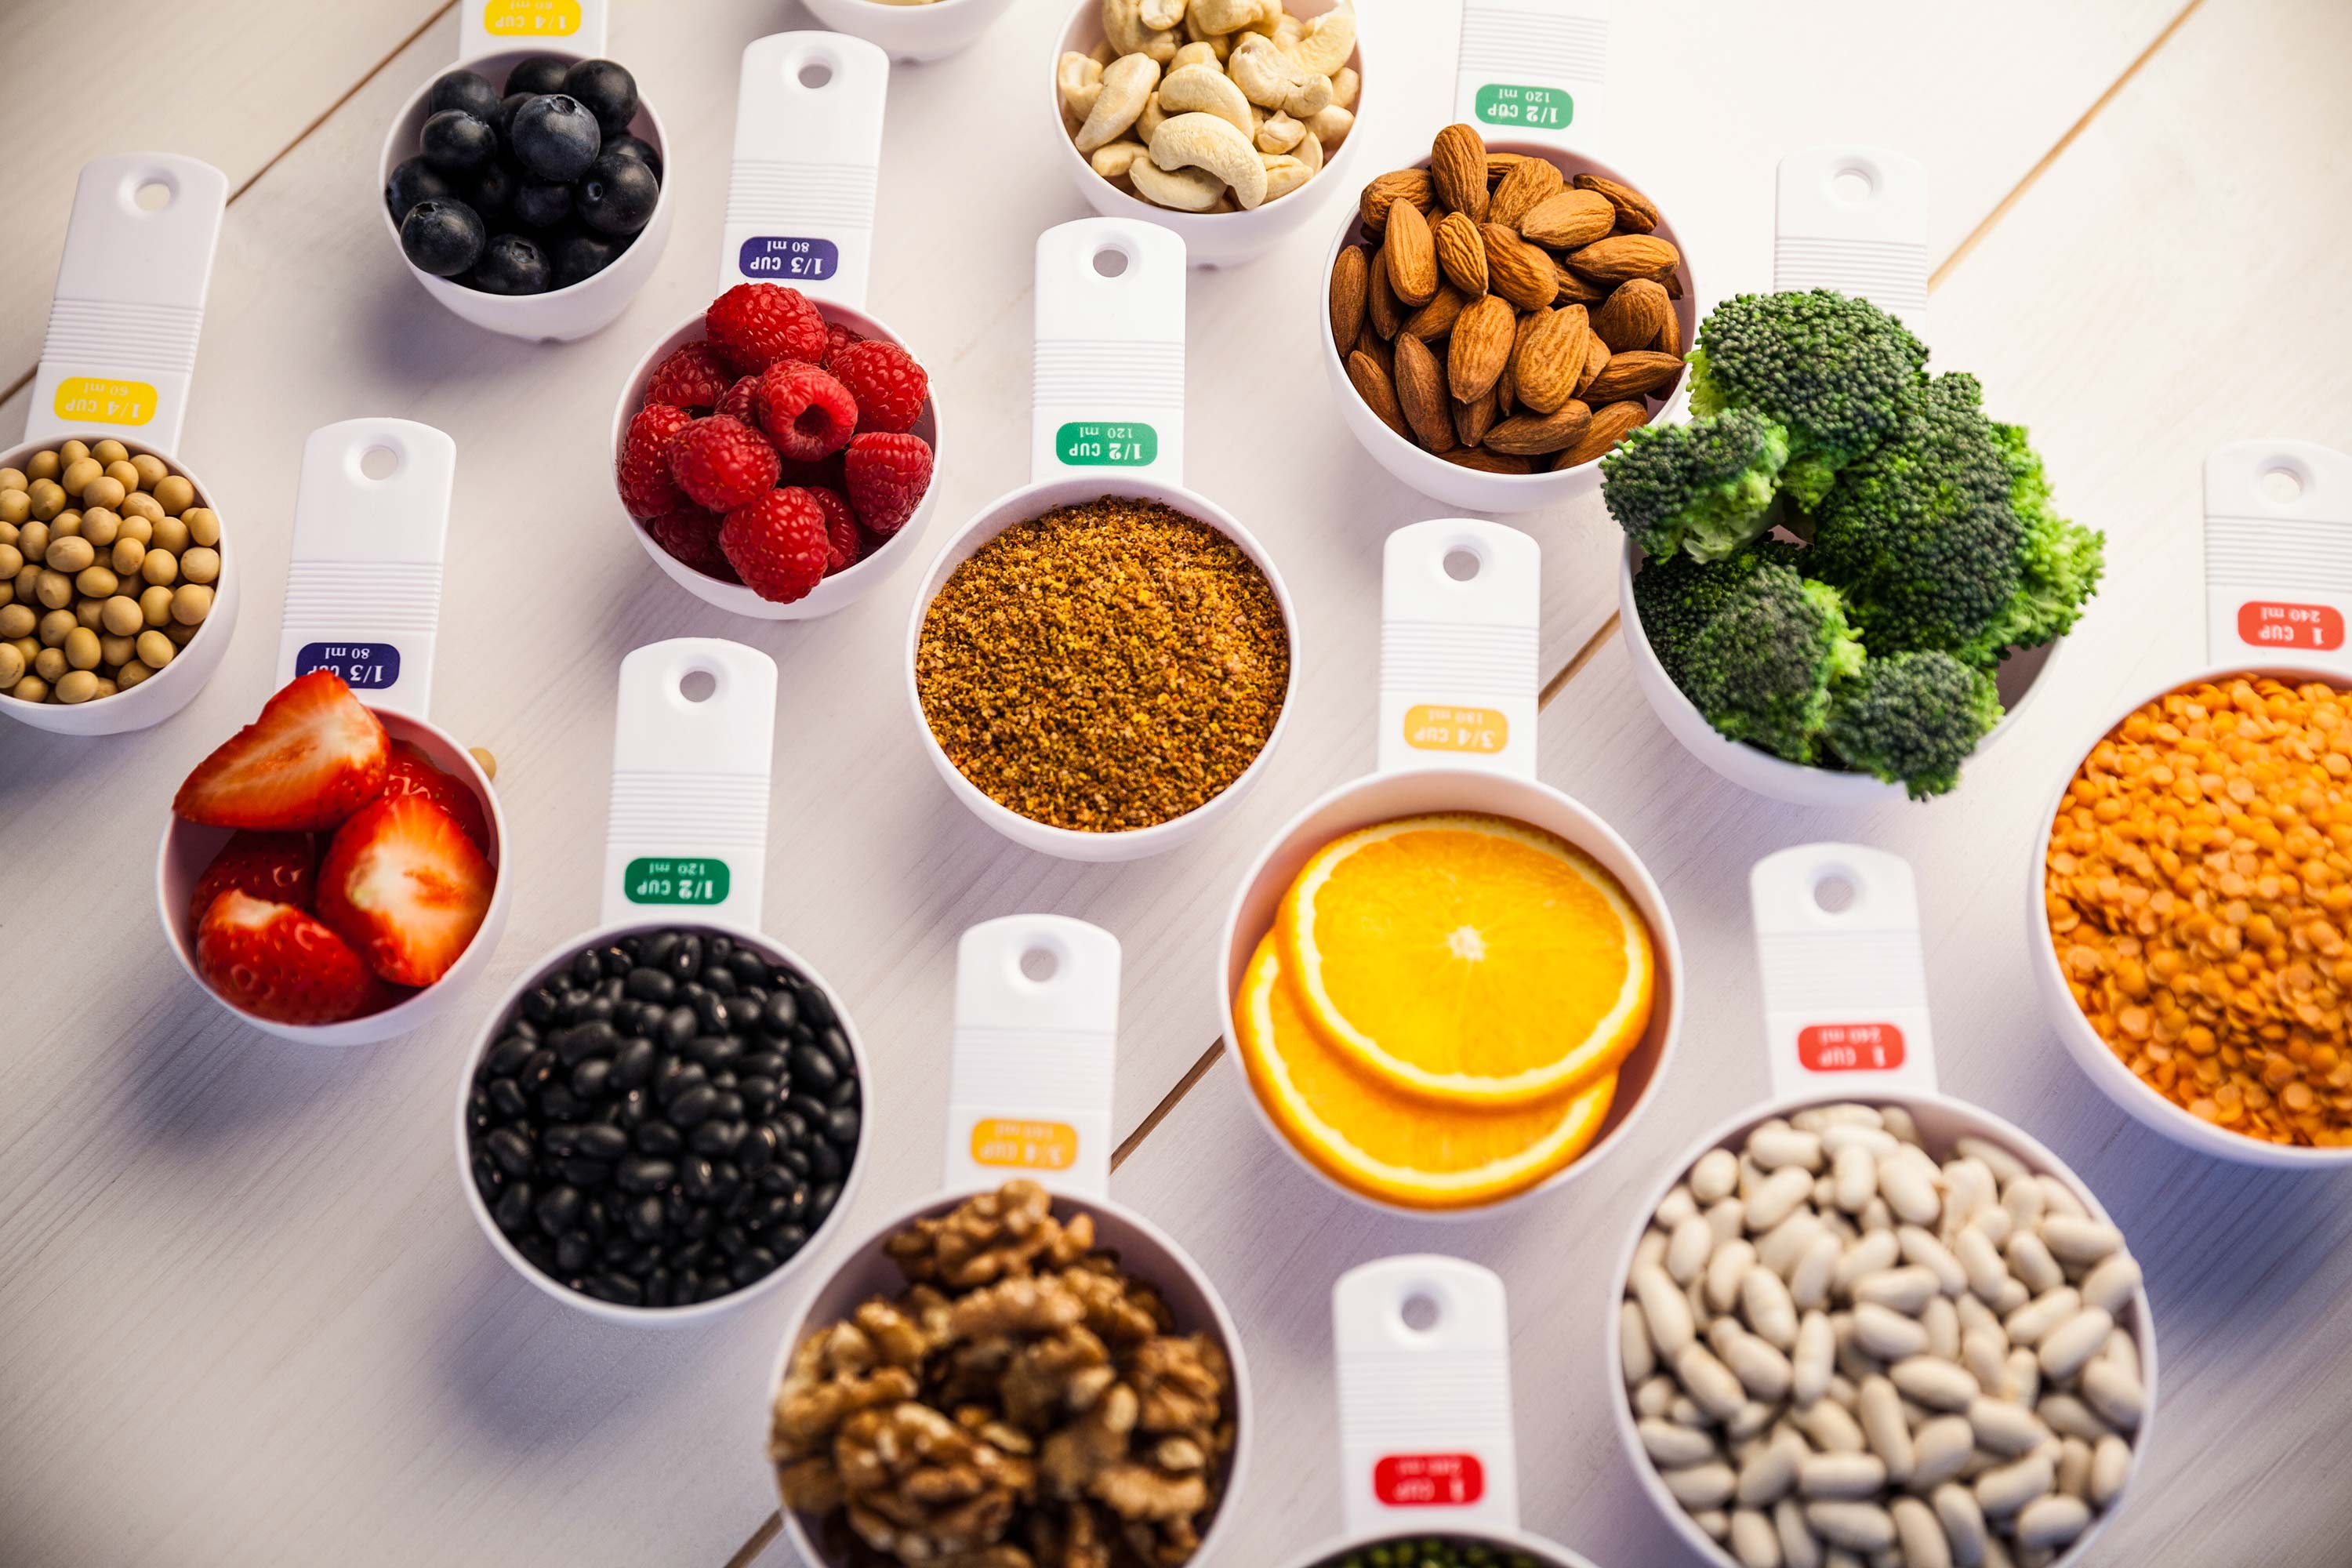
left=457, top=922, right=869, bottom=1324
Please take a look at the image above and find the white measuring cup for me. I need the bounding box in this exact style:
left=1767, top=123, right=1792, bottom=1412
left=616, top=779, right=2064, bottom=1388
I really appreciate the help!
left=768, top=914, right=1252, bottom=1563
left=2030, top=439, right=2352, bottom=1169
left=1050, top=0, right=1370, bottom=269
left=1319, top=0, right=1698, bottom=510
left=1609, top=844, right=2157, bottom=1568
left=455, top=637, right=877, bottom=1323
left=1215, top=517, right=1680, bottom=1213
left=905, top=217, right=1299, bottom=860
left=807, top=0, right=1018, bottom=63
left=3, top=153, right=232, bottom=736
left=376, top=0, right=676, bottom=342
left=1618, top=147, right=2067, bottom=807
left=156, top=419, right=511, bottom=1045
left=608, top=31, right=942, bottom=619
left=1272, top=1256, right=1603, bottom=1568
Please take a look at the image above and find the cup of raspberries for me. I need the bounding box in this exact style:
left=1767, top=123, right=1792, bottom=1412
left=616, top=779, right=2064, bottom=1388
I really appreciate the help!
left=612, top=282, right=941, bottom=616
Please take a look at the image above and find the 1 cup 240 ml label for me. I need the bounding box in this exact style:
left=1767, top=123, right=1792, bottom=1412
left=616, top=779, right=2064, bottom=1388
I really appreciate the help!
left=1055, top=423, right=1157, bottom=467
left=296, top=642, right=400, bottom=690
left=969, top=1119, right=1080, bottom=1172
left=2238, top=601, right=2345, bottom=652
left=1372, top=1453, right=1485, bottom=1507
left=740, top=236, right=838, bottom=281
left=53, top=376, right=158, bottom=427
left=623, top=857, right=730, bottom=906
left=1473, top=82, right=1572, bottom=130
left=1798, top=1023, right=1906, bottom=1073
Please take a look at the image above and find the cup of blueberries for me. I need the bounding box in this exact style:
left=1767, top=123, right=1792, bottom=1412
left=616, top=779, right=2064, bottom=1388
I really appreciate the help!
left=379, top=52, right=674, bottom=341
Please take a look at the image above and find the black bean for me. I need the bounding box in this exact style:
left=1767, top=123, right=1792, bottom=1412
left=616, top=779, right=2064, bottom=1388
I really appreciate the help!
left=710, top=1071, right=739, bottom=1094
left=612, top=1036, right=655, bottom=1091
left=616, top=1156, right=675, bottom=1193
left=541, top=1123, right=590, bottom=1157
left=625, top=1194, right=666, bottom=1243
left=826, top=1077, right=859, bottom=1110
left=677, top=1268, right=707, bottom=1301
left=583, top=993, right=616, bottom=1024
left=667, top=933, right=701, bottom=980
left=800, top=986, right=837, bottom=1031
left=493, top=1180, right=535, bottom=1233
left=778, top=1111, right=810, bottom=1145
left=521, top=987, right=559, bottom=1025
left=535, top=1185, right=583, bottom=1236
left=788, top=1044, right=839, bottom=1092
left=730, top=1248, right=779, bottom=1288
left=788, top=1093, right=834, bottom=1132
left=685, top=1034, right=740, bottom=1072
left=579, top=1197, right=610, bottom=1237
left=819, top=1025, right=853, bottom=1073
left=571, top=1058, right=612, bottom=1099
left=560, top=1156, right=614, bottom=1188
left=738, top=1085, right=781, bottom=1129
left=810, top=1142, right=842, bottom=1181
left=572, top=1123, right=630, bottom=1161
left=608, top=938, right=638, bottom=965
left=694, top=1274, right=735, bottom=1303
left=507, top=1018, right=542, bottom=1042
left=485, top=1127, right=533, bottom=1176
left=682, top=1206, right=716, bottom=1241
left=538, top=1087, right=586, bottom=1122
left=739, top=1049, right=786, bottom=1080
left=715, top=1224, right=750, bottom=1258
left=583, top=1273, right=643, bottom=1307
left=656, top=1062, right=709, bottom=1108
left=517, top=1232, right=557, bottom=1272
left=466, top=1087, right=495, bottom=1128
left=711, top=1091, right=746, bottom=1123
left=633, top=1120, right=683, bottom=1156
left=555, top=1231, right=593, bottom=1274
left=487, top=1078, right=529, bottom=1120
left=485, top=1034, right=536, bottom=1076
left=643, top=931, right=680, bottom=971
left=556, top=986, right=590, bottom=1023
left=729, top=948, right=767, bottom=985
left=598, top=972, right=626, bottom=1002
left=644, top=1268, right=674, bottom=1308
left=823, top=1105, right=860, bottom=1147
left=691, top=1118, right=745, bottom=1158
left=702, top=967, right=738, bottom=998
left=614, top=1089, right=648, bottom=1129
left=623, top=967, right=674, bottom=1004
left=570, top=947, right=604, bottom=985
left=772, top=1223, right=808, bottom=1254
left=809, top=1182, right=841, bottom=1225
left=759, top=990, right=798, bottom=1036
left=470, top=1151, right=502, bottom=1193
left=626, top=1000, right=667, bottom=1036
left=693, top=991, right=734, bottom=1034
left=670, top=1083, right=721, bottom=1127
left=757, top=1164, right=796, bottom=1195
left=680, top=1156, right=716, bottom=1198
left=519, top=1048, right=557, bottom=1090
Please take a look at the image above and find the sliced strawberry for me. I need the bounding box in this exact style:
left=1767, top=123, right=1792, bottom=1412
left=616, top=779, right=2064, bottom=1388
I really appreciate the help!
left=383, top=740, right=494, bottom=851
left=190, top=831, right=317, bottom=928
left=198, top=889, right=392, bottom=1025
left=317, top=793, right=495, bottom=987
left=174, top=670, right=390, bottom=831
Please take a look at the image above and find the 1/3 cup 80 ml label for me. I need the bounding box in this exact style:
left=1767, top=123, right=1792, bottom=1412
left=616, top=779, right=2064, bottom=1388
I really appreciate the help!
left=1372, top=1453, right=1485, bottom=1507
left=1054, top=423, right=1158, bottom=467
left=52, top=376, right=158, bottom=427
left=740, top=236, right=839, bottom=282
left=2238, top=600, right=2346, bottom=652
left=969, top=1119, right=1080, bottom=1173
left=1403, top=703, right=1509, bottom=754
left=623, top=857, right=731, bottom=906
left=1798, top=1022, right=1906, bottom=1073
left=296, top=642, right=401, bottom=690
left=1472, top=82, right=1572, bottom=130
left=481, top=0, right=582, bottom=34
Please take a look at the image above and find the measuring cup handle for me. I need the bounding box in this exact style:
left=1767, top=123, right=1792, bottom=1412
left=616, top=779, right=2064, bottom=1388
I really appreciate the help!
left=2203, top=441, right=2352, bottom=676
left=1776, top=147, right=1929, bottom=334
left=601, top=640, right=777, bottom=929
left=1377, top=519, right=1541, bottom=780
left=1334, top=1256, right=1520, bottom=1537
left=1455, top=0, right=1609, bottom=153
left=1030, top=219, right=1187, bottom=488
left=943, top=916, right=1121, bottom=1200
left=457, top=0, right=609, bottom=64
left=24, top=154, right=227, bottom=454
left=277, top=420, right=456, bottom=722
left=723, top=33, right=890, bottom=308
left=1749, top=844, right=1938, bottom=1100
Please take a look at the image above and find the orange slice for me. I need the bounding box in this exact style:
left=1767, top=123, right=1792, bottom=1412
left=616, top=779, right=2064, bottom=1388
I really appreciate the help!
left=1236, top=935, right=1616, bottom=1209
left=1279, top=811, right=1653, bottom=1105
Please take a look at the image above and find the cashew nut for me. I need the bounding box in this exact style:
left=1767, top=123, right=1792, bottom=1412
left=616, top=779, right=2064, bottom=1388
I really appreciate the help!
left=1255, top=109, right=1305, bottom=154
left=1076, top=53, right=1160, bottom=153
left=1129, top=156, right=1225, bottom=212
left=1294, top=127, right=1323, bottom=173
left=1150, top=110, right=1269, bottom=207
left=1329, top=64, right=1359, bottom=109
left=1282, top=0, right=1356, bottom=76
left=1261, top=153, right=1312, bottom=201
left=1227, top=31, right=1311, bottom=110
left=1273, top=11, right=1305, bottom=45
left=1058, top=52, right=1105, bottom=120
left=1283, top=69, right=1332, bottom=119
left=1140, top=0, right=1188, bottom=27
left=1137, top=91, right=1169, bottom=142
left=1158, top=62, right=1253, bottom=135
left=1091, top=140, right=1149, bottom=180
left=1171, top=40, right=1220, bottom=71
left=1091, top=38, right=1119, bottom=66
left=1103, top=0, right=1178, bottom=62
left=1244, top=1, right=1285, bottom=38
left=1189, top=0, right=1261, bottom=36
left=1181, top=13, right=1235, bottom=59
left=1307, top=103, right=1353, bottom=150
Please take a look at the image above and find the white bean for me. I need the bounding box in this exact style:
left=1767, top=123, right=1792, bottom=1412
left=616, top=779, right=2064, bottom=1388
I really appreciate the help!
left=2036, top=1307, right=2113, bottom=1383
left=1878, top=1155, right=1942, bottom=1226
left=1892, top=1495, right=1952, bottom=1568
left=1892, top=1356, right=1980, bottom=1412
left=1879, top=1105, right=1919, bottom=1143
left=1744, top=1266, right=1802, bottom=1349
left=1799, top=1452, right=1888, bottom=1499
left=1695, top=1507, right=1731, bottom=1541
left=2078, top=1356, right=2144, bottom=1431
left=2002, top=1288, right=2079, bottom=1348
left=1728, top=1400, right=1777, bottom=1441
left=1795, top=1396, right=1867, bottom=1454
left=2014, top=1493, right=2090, bottom=1548
left=1805, top=1501, right=1896, bottom=1553
left=1900, top=1226, right=1969, bottom=1297
left=1955, top=1294, right=2000, bottom=1338
left=2055, top=1435, right=2092, bottom=1499
left=1670, top=1395, right=1711, bottom=1428
left=1970, top=1205, right=2015, bottom=1247
left=1658, top=1182, right=1700, bottom=1230
left=1857, top=1376, right=1915, bottom=1483
left=1853, top=1303, right=1931, bottom=1361
left=1751, top=1125, right=1827, bottom=1171
left=2038, top=1215, right=2122, bottom=1268
left=1791, top=1233, right=1843, bottom=1311
left=1750, top=1167, right=1817, bottom=1232
left=1711, top=1238, right=1761, bottom=1314
left=1635, top=1374, right=1676, bottom=1417
left=1730, top=1507, right=1783, bottom=1568
left=1777, top=1496, right=1825, bottom=1568
left=1962, top=1327, right=2010, bottom=1399
left=1860, top=1197, right=1895, bottom=1234
left=1955, top=1136, right=2031, bottom=1186
left=1923, top=1297, right=1962, bottom=1362
left=1835, top=1231, right=1904, bottom=1295
left=1910, top=1414, right=1976, bottom=1488
left=1642, top=1417, right=1719, bottom=1468
left=1636, top=1228, right=1671, bottom=1276
left=2002, top=1232, right=2063, bottom=1297
left=2088, top=1434, right=2131, bottom=1507
left=1635, top=1265, right=1699, bottom=1357
left=1943, top=1157, right=1997, bottom=1224
left=2096, top=1325, right=2140, bottom=1378
left=1669, top=1214, right=1715, bottom=1283
left=1853, top=1265, right=1939, bottom=1315
left=2034, top=1175, right=2085, bottom=1219
left=2006, top=1348, right=2042, bottom=1411
left=1622, top=1298, right=1658, bottom=1385
left=1665, top=1461, right=1738, bottom=1509
left=1972, top=1452, right=2054, bottom=1517
left=1719, top=1322, right=1797, bottom=1403
left=1933, top=1483, right=1988, bottom=1568
left=1822, top=1122, right=1898, bottom=1154
left=1967, top=1397, right=2049, bottom=1455
left=2034, top=1393, right=2112, bottom=1443
left=1679, top=1342, right=1750, bottom=1421
left=1830, top=1145, right=1877, bottom=1215
left=1792, top=1311, right=1835, bottom=1407
left=1991, top=1276, right=2031, bottom=1315
left=1709, top=1196, right=1751, bottom=1244
left=2078, top=1252, right=2142, bottom=1315
left=2001, top=1174, right=2045, bottom=1231
left=1693, top=1147, right=1741, bottom=1203
left=1738, top=1426, right=1807, bottom=1507
left=1954, top=1226, right=2009, bottom=1304
left=1760, top=1211, right=1828, bottom=1277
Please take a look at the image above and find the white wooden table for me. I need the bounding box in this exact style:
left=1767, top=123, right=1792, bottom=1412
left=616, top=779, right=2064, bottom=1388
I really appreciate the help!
left=5, top=2, right=2350, bottom=1564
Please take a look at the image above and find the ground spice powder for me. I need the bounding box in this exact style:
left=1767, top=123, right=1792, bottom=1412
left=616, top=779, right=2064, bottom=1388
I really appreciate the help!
left=916, top=497, right=1290, bottom=833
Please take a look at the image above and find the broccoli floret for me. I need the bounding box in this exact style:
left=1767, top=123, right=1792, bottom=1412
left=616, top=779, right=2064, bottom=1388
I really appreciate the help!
left=1629, top=541, right=1802, bottom=688
left=1824, top=652, right=2004, bottom=800
left=1688, top=289, right=1929, bottom=509
left=1978, top=421, right=2106, bottom=654
left=1680, top=562, right=1866, bottom=764
left=1602, top=410, right=1792, bottom=563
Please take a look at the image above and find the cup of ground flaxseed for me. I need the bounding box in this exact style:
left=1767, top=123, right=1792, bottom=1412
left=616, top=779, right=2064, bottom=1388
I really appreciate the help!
left=903, top=219, right=1299, bottom=863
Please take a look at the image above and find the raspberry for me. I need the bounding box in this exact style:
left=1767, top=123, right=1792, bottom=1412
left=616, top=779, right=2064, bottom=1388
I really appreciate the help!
left=616, top=402, right=693, bottom=519
left=644, top=341, right=732, bottom=411
left=716, top=374, right=764, bottom=429
left=807, top=486, right=861, bottom=575
left=755, top=361, right=858, bottom=461
left=645, top=506, right=737, bottom=581
left=828, top=339, right=929, bottom=434
left=720, top=488, right=830, bottom=604
left=844, top=431, right=934, bottom=536
left=822, top=321, right=862, bottom=368
left=668, top=415, right=781, bottom=512
left=704, top=282, right=827, bottom=374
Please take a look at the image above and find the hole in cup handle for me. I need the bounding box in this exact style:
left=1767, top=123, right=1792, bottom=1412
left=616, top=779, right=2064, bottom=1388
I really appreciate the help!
left=1774, top=146, right=1929, bottom=335
left=944, top=916, right=1120, bottom=1200
left=720, top=33, right=891, bottom=307
left=458, top=0, right=608, bottom=66
left=1029, top=219, right=1188, bottom=489
left=1454, top=0, right=1607, bottom=154
left=1748, top=844, right=1939, bottom=1101
left=1375, top=520, right=1541, bottom=781
left=2202, top=439, right=2352, bottom=677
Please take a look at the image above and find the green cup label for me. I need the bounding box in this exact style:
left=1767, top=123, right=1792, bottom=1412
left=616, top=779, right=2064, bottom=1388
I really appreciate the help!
left=1055, top=422, right=1157, bottom=467
left=1473, top=83, right=1572, bottom=131
left=623, top=857, right=730, bottom=906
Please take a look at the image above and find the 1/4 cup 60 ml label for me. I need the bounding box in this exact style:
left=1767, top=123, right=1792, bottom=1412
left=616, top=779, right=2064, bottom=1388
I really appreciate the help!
left=1054, top=422, right=1158, bottom=467
left=295, top=642, right=401, bottom=690
left=52, top=376, right=158, bottom=427
left=622, top=856, right=731, bottom=906
left=1472, top=82, right=1571, bottom=130
left=739, top=236, right=839, bottom=282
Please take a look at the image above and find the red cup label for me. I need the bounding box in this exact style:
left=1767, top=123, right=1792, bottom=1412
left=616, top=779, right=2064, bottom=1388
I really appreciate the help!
left=1798, top=1023, right=1906, bottom=1073
left=2237, top=601, right=2344, bottom=652
left=1373, top=1453, right=1485, bottom=1507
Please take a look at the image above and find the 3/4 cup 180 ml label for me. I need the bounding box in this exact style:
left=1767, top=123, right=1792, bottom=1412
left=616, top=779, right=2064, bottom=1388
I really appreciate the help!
left=1372, top=1453, right=1485, bottom=1507
left=52, top=376, right=158, bottom=427
left=1403, top=703, right=1508, bottom=754
left=740, top=236, right=839, bottom=281
left=1054, top=423, right=1157, bottom=467
left=2238, top=600, right=2346, bottom=652
left=969, top=1119, right=1080, bottom=1172
left=1472, top=82, right=1571, bottom=130
left=623, top=857, right=731, bottom=906
left=481, top=0, right=581, bottom=34
left=295, top=642, right=400, bottom=690
left=1798, top=1022, right=1907, bottom=1073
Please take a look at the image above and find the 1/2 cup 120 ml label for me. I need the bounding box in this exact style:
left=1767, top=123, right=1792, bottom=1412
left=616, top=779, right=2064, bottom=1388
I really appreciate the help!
left=1055, top=423, right=1157, bottom=467
left=2238, top=601, right=2345, bottom=652
left=740, top=236, right=838, bottom=282
left=52, top=376, right=158, bottom=427
left=622, top=857, right=730, bottom=906
left=1403, top=704, right=1508, bottom=754
left=1798, top=1022, right=1906, bottom=1073
left=969, top=1119, right=1080, bottom=1172
left=295, top=642, right=400, bottom=690
left=1372, top=1453, right=1485, bottom=1508
left=481, top=0, right=582, bottom=34
left=1472, top=82, right=1571, bottom=130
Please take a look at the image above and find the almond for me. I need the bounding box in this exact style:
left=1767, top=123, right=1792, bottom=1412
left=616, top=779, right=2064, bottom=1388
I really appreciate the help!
left=1433, top=210, right=1490, bottom=297
left=1581, top=349, right=1685, bottom=403
left=1570, top=233, right=1681, bottom=285
left=1485, top=152, right=1530, bottom=183
left=1353, top=325, right=1392, bottom=379
left=1385, top=199, right=1439, bottom=307
left=1654, top=303, right=1682, bottom=357
left=1576, top=329, right=1610, bottom=397
left=1454, top=387, right=1501, bottom=449
left=1519, top=188, right=1617, bottom=250
left=1552, top=259, right=1607, bottom=307
left=1345, top=350, right=1411, bottom=442
left=1443, top=447, right=1534, bottom=474
left=1401, top=283, right=1468, bottom=343
left=1359, top=169, right=1434, bottom=233
left=1430, top=123, right=1489, bottom=222
left=1556, top=398, right=1651, bottom=469
left=1657, top=264, right=1685, bottom=301
left=1391, top=332, right=1455, bottom=452
left=1447, top=295, right=1517, bottom=402
left=1593, top=278, right=1670, bottom=354
left=1574, top=172, right=1661, bottom=234
left=1367, top=243, right=1403, bottom=339
left=1498, top=310, right=1538, bottom=415
left=1513, top=304, right=1591, bottom=415
left=1486, top=401, right=1594, bottom=456
left=1329, top=244, right=1369, bottom=353
left=1482, top=223, right=1558, bottom=310
left=1490, top=154, right=1564, bottom=229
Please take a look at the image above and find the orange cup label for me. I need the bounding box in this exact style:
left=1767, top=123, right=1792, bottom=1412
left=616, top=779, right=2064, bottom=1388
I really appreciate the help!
left=2238, top=601, right=2344, bottom=652
left=52, top=376, right=157, bottom=426
left=970, top=1119, right=1080, bottom=1172
left=1798, top=1023, right=1907, bottom=1073
left=1403, top=704, right=1508, bottom=754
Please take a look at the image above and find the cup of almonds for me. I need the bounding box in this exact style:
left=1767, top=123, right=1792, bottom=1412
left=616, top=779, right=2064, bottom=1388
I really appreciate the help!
left=1322, top=120, right=1694, bottom=511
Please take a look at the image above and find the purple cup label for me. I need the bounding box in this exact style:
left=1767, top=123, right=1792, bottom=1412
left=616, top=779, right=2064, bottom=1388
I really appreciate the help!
left=296, top=642, right=401, bottom=689
left=739, top=237, right=839, bottom=281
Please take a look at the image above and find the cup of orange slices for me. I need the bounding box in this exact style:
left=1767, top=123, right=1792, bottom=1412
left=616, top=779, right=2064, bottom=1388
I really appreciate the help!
left=1216, top=520, right=1682, bottom=1213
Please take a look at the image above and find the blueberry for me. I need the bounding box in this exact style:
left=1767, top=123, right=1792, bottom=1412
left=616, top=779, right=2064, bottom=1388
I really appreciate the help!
left=384, top=155, right=456, bottom=223
left=551, top=229, right=621, bottom=289
left=605, top=131, right=662, bottom=178
left=426, top=67, right=502, bottom=123
left=399, top=199, right=485, bottom=277
left=492, top=90, right=532, bottom=148
left=561, top=58, right=640, bottom=137
left=467, top=232, right=552, bottom=295
left=420, top=109, right=497, bottom=173
left=511, top=178, right=573, bottom=230
left=510, top=94, right=601, bottom=181
left=462, top=160, right=517, bottom=223
left=505, top=55, right=571, bottom=97
left=576, top=151, right=659, bottom=237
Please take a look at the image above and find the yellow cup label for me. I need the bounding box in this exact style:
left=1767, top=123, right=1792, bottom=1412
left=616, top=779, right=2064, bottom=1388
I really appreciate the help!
left=52, top=377, right=158, bottom=427
left=970, top=1119, right=1080, bottom=1172
left=1403, top=704, right=1508, bottom=754
left=482, top=0, right=582, bottom=36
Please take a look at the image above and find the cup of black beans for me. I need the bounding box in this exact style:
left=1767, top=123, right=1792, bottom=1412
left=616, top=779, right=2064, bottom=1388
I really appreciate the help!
left=458, top=923, right=868, bottom=1322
